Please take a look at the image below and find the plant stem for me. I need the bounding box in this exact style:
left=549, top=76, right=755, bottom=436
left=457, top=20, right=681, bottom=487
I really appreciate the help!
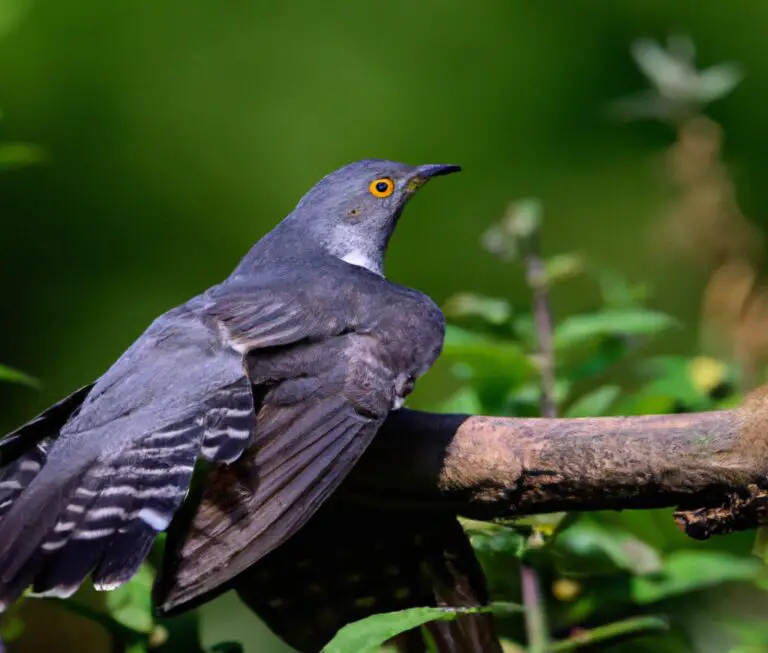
left=519, top=210, right=555, bottom=653
left=551, top=615, right=668, bottom=652
left=520, top=565, right=549, bottom=653
left=525, top=246, right=557, bottom=419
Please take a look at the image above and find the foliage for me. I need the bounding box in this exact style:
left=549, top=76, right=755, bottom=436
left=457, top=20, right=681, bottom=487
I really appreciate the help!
left=321, top=607, right=492, bottom=653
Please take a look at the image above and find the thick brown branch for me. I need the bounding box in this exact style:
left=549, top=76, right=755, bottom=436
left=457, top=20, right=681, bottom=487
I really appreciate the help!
left=342, top=388, right=768, bottom=539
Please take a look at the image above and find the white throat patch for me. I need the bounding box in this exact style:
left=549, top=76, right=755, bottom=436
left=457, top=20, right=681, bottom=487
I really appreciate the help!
left=341, top=250, right=383, bottom=276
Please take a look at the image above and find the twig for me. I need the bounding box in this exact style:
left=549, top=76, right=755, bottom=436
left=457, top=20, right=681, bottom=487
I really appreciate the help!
left=551, top=616, right=668, bottom=652
left=518, top=207, right=555, bottom=653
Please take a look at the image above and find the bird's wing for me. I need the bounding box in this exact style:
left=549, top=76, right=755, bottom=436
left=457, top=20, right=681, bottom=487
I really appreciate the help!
left=0, top=281, right=389, bottom=610
left=154, top=332, right=398, bottom=613
left=0, top=373, right=259, bottom=608
left=225, top=499, right=501, bottom=653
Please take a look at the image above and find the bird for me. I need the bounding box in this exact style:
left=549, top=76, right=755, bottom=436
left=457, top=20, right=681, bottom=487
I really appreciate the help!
left=0, top=159, right=501, bottom=651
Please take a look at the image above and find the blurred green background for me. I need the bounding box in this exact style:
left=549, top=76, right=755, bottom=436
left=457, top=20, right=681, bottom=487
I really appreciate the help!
left=2, top=1, right=768, bottom=652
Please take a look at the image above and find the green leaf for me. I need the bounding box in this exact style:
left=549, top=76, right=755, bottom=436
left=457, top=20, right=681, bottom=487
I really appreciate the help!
left=593, top=268, right=650, bottom=309
left=0, top=364, right=39, bottom=388
left=209, top=643, right=245, bottom=653
left=105, top=564, right=155, bottom=634
left=554, top=310, right=678, bottom=351
left=465, top=521, right=528, bottom=558
left=565, top=386, right=621, bottom=417
left=0, top=143, right=46, bottom=170
left=125, top=640, right=150, bottom=653
left=556, top=521, right=662, bottom=576
left=551, top=615, right=668, bottom=652
left=545, top=253, right=585, bottom=285
left=561, top=337, right=631, bottom=385
left=508, top=379, right=572, bottom=414
left=611, top=392, right=678, bottom=416
left=442, top=325, right=535, bottom=410
left=321, top=606, right=490, bottom=653
left=443, top=293, right=512, bottom=326
left=0, top=0, right=32, bottom=38
left=631, top=551, right=764, bottom=604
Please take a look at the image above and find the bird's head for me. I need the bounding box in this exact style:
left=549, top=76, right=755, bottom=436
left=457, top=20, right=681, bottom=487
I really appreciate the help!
left=287, top=159, right=461, bottom=275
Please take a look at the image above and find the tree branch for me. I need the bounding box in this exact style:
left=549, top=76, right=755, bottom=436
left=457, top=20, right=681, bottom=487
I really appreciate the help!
left=341, top=388, right=768, bottom=539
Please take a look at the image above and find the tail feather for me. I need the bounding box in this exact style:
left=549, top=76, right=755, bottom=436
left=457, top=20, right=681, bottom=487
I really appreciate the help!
left=31, top=538, right=106, bottom=599
left=0, top=420, right=199, bottom=607
left=91, top=520, right=157, bottom=590
left=231, top=500, right=502, bottom=653
left=0, top=385, right=93, bottom=522
left=0, top=378, right=256, bottom=611
left=0, top=437, right=53, bottom=520
left=0, top=385, right=93, bottom=465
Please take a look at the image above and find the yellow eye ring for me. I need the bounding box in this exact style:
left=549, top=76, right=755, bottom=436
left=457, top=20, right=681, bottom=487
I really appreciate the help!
left=369, top=177, right=395, bottom=198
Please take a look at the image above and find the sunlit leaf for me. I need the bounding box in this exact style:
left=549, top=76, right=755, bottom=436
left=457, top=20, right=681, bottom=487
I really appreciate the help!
left=443, top=293, right=512, bottom=326
left=465, top=521, right=527, bottom=558
left=545, top=253, right=585, bottom=285
left=554, top=310, right=678, bottom=351
left=0, top=0, right=31, bottom=38
left=687, top=356, right=730, bottom=395
left=0, top=364, right=38, bottom=387
left=322, top=606, right=490, bottom=653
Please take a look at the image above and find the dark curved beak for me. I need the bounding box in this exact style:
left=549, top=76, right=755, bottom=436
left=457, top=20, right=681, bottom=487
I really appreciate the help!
left=406, top=163, right=462, bottom=193
left=415, top=163, right=462, bottom=179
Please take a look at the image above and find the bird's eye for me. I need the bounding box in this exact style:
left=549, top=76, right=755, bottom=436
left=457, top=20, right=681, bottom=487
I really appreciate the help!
left=369, top=177, right=395, bottom=198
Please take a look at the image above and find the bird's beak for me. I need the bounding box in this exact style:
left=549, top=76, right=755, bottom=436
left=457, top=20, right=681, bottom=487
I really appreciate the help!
left=405, top=164, right=462, bottom=193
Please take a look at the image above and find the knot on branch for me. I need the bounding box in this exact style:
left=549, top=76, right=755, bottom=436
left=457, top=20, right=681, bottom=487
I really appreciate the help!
left=674, top=484, right=768, bottom=540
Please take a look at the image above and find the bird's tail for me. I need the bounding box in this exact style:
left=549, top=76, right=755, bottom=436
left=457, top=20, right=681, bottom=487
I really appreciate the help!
left=0, top=385, right=93, bottom=521
left=225, top=499, right=503, bottom=653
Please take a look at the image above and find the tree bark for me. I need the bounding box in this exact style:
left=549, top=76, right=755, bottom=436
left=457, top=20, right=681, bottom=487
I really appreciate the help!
left=341, top=387, right=768, bottom=540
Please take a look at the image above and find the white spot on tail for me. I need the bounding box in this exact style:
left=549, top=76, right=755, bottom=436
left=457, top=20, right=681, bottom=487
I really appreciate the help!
left=41, top=539, right=67, bottom=552
left=29, top=584, right=80, bottom=599
left=138, top=507, right=171, bottom=531
left=94, top=579, right=125, bottom=592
